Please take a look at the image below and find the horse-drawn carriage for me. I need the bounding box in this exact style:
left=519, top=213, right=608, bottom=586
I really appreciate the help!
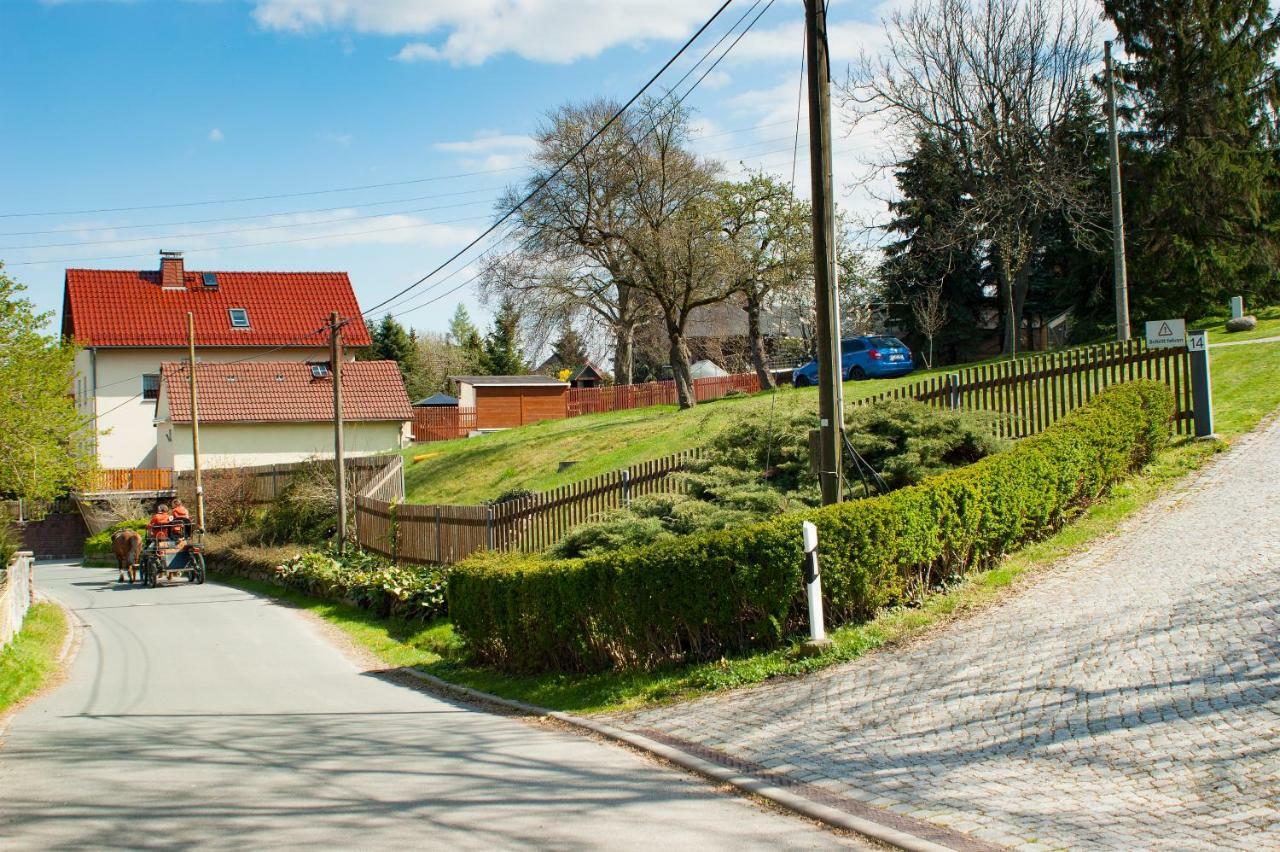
left=138, top=520, right=207, bottom=587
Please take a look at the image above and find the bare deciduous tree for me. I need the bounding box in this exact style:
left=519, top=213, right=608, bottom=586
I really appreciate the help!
left=842, top=0, right=1099, bottom=355
left=911, top=283, right=950, bottom=367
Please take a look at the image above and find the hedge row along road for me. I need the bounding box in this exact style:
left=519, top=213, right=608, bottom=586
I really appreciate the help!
left=0, top=563, right=866, bottom=849
left=449, top=382, right=1174, bottom=673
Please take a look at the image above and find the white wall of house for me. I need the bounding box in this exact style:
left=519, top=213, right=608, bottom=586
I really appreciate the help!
left=74, top=346, right=333, bottom=469
left=156, top=420, right=406, bottom=471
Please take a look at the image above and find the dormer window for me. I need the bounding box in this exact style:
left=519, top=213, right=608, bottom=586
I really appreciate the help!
left=228, top=308, right=250, bottom=328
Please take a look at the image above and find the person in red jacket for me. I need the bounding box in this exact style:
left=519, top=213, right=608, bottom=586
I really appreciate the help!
left=149, top=504, right=173, bottom=542
left=170, top=499, right=191, bottom=539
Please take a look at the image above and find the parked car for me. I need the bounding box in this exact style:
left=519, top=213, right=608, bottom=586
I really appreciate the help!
left=791, top=336, right=915, bottom=386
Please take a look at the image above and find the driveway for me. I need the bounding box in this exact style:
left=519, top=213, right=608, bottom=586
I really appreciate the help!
left=613, top=417, right=1280, bottom=850
left=0, top=563, right=857, bottom=850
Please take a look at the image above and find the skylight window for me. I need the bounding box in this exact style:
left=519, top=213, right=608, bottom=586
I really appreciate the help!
left=310, top=362, right=331, bottom=379
left=228, top=308, right=250, bottom=328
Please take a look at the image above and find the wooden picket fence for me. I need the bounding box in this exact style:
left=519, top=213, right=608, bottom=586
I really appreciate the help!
left=855, top=339, right=1194, bottom=437
left=566, top=373, right=761, bottom=417
left=84, top=468, right=174, bottom=493
left=355, top=450, right=698, bottom=565
left=176, top=454, right=399, bottom=507
left=411, top=406, right=478, bottom=442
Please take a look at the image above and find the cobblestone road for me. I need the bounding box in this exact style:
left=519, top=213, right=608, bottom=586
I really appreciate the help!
left=613, top=416, right=1280, bottom=850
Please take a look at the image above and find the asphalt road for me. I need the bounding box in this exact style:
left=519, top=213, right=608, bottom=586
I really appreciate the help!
left=1, top=562, right=854, bottom=850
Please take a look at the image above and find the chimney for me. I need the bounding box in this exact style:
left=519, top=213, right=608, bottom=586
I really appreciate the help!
left=160, top=250, right=185, bottom=288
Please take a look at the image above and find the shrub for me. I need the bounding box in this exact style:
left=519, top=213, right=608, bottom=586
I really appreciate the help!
left=0, top=522, right=17, bottom=568
left=272, top=548, right=448, bottom=621
left=845, top=401, right=1006, bottom=490
left=448, top=382, right=1174, bottom=674
left=83, top=518, right=148, bottom=560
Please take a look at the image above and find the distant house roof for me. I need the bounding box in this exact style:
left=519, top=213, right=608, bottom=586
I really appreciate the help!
left=413, top=392, right=458, bottom=407
left=570, top=363, right=606, bottom=382
left=690, top=359, right=730, bottom=379
left=159, top=360, right=411, bottom=424
left=62, top=256, right=370, bottom=348
left=451, top=375, right=569, bottom=388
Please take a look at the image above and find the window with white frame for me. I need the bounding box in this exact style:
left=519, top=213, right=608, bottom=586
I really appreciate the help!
left=228, top=308, right=250, bottom=328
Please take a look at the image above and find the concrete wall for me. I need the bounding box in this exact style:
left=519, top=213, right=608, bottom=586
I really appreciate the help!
left=157, top=420, right=406, bottom=471
left=77, top=346, right=332, bottom=469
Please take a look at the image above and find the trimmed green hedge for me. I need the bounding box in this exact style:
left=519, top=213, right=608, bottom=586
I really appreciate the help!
left=448, top=382, right=1174, bottom=674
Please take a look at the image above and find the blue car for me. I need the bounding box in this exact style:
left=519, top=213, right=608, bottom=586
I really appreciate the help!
left=792, top=336, right=915, bottom=386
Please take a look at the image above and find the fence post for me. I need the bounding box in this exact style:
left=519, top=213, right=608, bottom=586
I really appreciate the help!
left=948, top=373, right=961, bottom=410
left=621, top=469, right=631, bottom=508
left=1187, top=330, right=1215, bottom=437
left=435, top=506, right=442, bottom=564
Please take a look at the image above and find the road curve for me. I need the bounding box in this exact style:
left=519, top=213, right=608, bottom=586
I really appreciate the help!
left=1, top=563, right=854, bottom=850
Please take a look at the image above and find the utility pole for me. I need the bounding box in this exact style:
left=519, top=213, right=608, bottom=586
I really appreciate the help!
left=330, top=311, right=347, bottom=551
left=805, top=0, right=842, bottom=505
left=1105, top=40, right=1131, bottom=341
left=186, top=312, right=205, bottom=532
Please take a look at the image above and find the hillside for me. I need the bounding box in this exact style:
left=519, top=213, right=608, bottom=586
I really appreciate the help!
left=401, top=315, right=1280, bottom=506
left=401, top=367, right=945, bottom=504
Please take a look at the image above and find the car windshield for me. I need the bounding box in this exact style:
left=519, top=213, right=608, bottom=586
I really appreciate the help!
left=868, top=337, right=905, bottom=349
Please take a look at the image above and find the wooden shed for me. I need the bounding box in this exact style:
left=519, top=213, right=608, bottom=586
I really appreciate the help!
left=452, top=375, right=569, bottom=430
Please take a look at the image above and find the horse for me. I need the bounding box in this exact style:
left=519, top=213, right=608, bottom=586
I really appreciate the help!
left=111, top=528, right=142, bottom=584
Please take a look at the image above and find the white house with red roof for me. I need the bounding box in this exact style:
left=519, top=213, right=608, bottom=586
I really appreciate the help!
left=62, top=251, right=396, bottom=470
left=154, top=361, right=412, bottom=471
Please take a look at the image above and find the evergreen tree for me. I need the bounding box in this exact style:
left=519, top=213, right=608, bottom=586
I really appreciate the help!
left=1106, top=0, right=1280, bottom=318
left=481, top=298, right=526, bottom=375
left=446, top=303, right=484, bottom=373
left=372, top=314, right=414, bottom=366
left=880, top=133, right=989, bottom=363
left=550, top=328, right=588, bottom=368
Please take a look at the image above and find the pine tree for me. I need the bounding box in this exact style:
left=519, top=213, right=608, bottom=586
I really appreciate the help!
left=481, top=298, right=526, bottom=375
left=1107, top=0, right=1280, bottom=318
left=880, top=133, right=989, bottom=363
left=372, top=314, right=414, bottom=366
left=447, top=303, right=483, bottom=373
left=551, top=328, right=588, bottom=369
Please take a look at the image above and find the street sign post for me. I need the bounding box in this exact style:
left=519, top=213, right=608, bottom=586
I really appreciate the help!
left=1145, top=318, right=1187, bottom=349
left=1187, top=330, right=1214, bottom=438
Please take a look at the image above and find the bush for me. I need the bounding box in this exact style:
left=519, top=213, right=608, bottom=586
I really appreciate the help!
left=83, top=518, right=148, bottom=560
left=448, top=382, right=1174, bottom=674
left=0, top=522, right=16, bottom=568
left=273, top=548, right=448, bottom=621
left=845, top=401, right=1006, bottom=490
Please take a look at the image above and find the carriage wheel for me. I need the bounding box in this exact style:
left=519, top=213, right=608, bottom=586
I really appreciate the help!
left=194, top=554, right=207, bottom=585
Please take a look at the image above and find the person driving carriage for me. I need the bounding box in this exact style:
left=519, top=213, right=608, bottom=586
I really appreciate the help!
left=148, top=503, right=185, bottom=548
left=171, top=499, right=192, bottom=539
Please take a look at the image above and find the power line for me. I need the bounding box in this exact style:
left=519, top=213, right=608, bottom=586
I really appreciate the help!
left=358, top=0, right=740, bottom=319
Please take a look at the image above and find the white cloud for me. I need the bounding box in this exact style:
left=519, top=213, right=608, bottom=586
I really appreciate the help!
left=433, top=131, right=535, bottom=155
left=208, top=128, right=225, bottom=142
left=318, top=131, right=353, bottom=147
left=252, top=0, right=728, bottom=65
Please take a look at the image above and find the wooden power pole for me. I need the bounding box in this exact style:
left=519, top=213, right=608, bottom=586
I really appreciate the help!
left=330, top=311, right=347, bottom=550
left=1105, top=41, right=1131, bottom=341
left=805, top=0, right=843, bottom=505
left=186, top=312, right=205, bottom=532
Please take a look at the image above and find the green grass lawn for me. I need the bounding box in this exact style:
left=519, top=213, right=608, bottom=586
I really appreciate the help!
left=403, top=360, right=987, bottom=504
left=1202, top=304, right=1280, bottom=342
left=227, top=335, right=1280, bottom=715
left=0, top=602, right=68, bottom=714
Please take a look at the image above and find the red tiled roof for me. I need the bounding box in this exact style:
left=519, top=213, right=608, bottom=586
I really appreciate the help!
left=62, top=268, right=371, bottom=347
left=159, top=360, right=412, bottom=424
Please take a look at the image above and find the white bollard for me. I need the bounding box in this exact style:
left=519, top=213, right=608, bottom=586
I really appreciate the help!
left=801, top=521, right=832, bottom=653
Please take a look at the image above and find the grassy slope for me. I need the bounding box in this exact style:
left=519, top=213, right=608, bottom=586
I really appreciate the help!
left=403, top=363, right=966, bottom=504
left=1202, top=304, right=1280, bottom=342
left=226, top=337, right=1280, bottom=714
left=0, top=602, right=68, bottom=714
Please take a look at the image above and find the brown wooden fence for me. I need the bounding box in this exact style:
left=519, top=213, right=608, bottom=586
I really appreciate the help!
left=854, top=339, right=1194, bottom=437
left=176, top=454, right=400, bottom=507
left=411, top=407, right=478, bottom=443
left=566, top=373, right=761, bottom=416
left=356, top=450, right=698, bottom=565
left=84, top=468, right=174, bottom=493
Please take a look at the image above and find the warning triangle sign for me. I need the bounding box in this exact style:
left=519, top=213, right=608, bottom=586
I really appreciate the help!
left=1158, top=322, right=1173, bottom=336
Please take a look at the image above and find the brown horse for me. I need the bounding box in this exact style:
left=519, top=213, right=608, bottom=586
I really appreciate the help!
left=111, top=528, right=142, bottom=584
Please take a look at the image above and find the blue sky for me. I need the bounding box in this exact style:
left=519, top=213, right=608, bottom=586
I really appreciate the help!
left=1, top=0, right=892, bottom=338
